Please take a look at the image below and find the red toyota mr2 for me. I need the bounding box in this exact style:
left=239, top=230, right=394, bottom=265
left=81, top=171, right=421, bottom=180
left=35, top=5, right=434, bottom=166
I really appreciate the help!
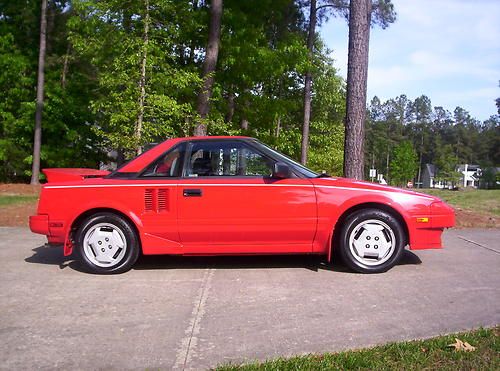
left=30, top=136, right=455, bottom=274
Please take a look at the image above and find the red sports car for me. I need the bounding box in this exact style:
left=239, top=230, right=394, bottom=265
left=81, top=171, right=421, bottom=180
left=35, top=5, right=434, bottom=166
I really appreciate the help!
left=29, top=136, right=455, bottom=274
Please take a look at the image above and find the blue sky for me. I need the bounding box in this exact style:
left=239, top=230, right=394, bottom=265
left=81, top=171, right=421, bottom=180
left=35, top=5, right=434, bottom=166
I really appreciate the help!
left=320, top=0, right=500, bottom=121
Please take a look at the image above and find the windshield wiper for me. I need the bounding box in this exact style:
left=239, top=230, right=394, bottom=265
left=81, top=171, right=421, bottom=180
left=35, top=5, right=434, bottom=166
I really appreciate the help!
left=315, top=173, right=331, bottom=178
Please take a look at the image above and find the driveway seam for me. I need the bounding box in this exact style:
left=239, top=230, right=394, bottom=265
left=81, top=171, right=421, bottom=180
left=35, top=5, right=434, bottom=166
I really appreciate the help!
left=456, top=236, right=500, bottom=255
left=173, top=268, right=214, bottom=370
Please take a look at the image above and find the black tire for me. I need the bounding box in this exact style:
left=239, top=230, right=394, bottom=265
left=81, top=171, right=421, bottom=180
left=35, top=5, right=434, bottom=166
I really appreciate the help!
left=338, top=208, right=406, bottom=273
left=75, top=212, right=140, bottom=274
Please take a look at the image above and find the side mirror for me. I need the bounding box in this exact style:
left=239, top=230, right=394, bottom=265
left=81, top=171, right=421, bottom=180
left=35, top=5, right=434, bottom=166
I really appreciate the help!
left=272, top=162, right=292, bottom=179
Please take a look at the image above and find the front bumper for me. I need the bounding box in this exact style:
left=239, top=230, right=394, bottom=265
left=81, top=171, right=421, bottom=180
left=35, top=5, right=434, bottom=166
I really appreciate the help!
left=409, top=201, right=455, bottom=250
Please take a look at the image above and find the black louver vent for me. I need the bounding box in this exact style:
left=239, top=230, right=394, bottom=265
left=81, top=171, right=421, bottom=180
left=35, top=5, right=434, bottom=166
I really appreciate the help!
left=144, top=188, right=168, bottom=212
left=144, top=189, right=154, bottom=211
left=157, top=189, right=168, bottom=212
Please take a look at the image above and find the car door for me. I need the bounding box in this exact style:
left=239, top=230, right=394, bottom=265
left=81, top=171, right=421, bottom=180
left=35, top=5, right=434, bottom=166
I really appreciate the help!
left=133, top=143, right=187, bottom=254
left=177, top=139, right=317, bottom=254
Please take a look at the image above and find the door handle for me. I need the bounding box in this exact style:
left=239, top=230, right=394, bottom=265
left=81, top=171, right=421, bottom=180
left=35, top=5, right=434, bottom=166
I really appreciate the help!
left=183, top=189, right=202, bottom=197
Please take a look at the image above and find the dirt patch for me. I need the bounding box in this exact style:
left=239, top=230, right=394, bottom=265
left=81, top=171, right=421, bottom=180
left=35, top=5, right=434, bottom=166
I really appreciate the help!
left=0, top=183, right=40, bottom=196
left=0, top=203, right=37, bottom=227
left=0, top=183, right=40, bottom=227
left=453, top=208, right=499, bottom=229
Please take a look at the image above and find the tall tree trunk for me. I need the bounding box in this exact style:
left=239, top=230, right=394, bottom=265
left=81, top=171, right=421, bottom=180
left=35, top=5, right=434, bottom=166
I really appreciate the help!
left=136, top=0, right=150, bottom=155
left=61, top=43, right=70, bottom=89
left=343, top=0, right=371, bottom=180
left=225, top=88, right=235, bottom=123
left=31, top=0, right=48, bottom=185
left=275, top=116, right=281, bottom=138
left=194, top=0, right=223, bottom=136
left=240, top=116, right=249, bottom=130
left=189, top=0, right=199, bottom=65
left=240, top=94, right=249, bottom=130
left=416, top=131, right=424, bottom=187
left=300, top=0, right=316, bottom=165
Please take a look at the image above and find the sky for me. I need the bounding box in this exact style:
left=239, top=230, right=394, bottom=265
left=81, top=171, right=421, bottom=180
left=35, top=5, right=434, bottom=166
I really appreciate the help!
left=320, top=0, right=500, bottom=121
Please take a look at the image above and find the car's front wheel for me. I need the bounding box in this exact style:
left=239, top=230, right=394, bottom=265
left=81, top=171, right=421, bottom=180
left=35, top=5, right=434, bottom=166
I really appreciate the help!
left=339, top=209, right=406, bottom=273
left=75, top=212, right=140, bottom=274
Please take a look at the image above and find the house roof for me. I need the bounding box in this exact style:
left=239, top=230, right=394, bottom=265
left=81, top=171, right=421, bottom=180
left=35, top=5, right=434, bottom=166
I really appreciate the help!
left=456, top=164, right=480, bottom=172
left=424, top=163, right=437, bottom=177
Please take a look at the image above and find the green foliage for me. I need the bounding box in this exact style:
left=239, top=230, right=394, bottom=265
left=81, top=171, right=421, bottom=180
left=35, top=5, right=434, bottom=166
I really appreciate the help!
left=69, top=0, right=201, bottom=156
left=0, top=33, right=35, bottom=180
left=366, top=95, right=499, bottom=185
left=390, top=141, right=418, bottom=186
left=0, top=0, right=495, bottom=183
left=434, top=143, right=460, bottom=184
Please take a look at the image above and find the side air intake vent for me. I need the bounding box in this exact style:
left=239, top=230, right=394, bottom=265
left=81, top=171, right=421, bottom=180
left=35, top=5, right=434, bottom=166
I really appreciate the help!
left=145, top=189, right=154, bottom=211
left=157, top=189, right=168, bottom=212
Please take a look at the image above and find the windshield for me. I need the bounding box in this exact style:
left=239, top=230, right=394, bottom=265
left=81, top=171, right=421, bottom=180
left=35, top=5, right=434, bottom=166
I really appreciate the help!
left=252, top=140, right=319, bottom=178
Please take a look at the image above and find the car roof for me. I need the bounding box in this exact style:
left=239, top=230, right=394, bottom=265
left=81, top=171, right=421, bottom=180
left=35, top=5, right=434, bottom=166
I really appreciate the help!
left=117, top=136, right=253, bottom=173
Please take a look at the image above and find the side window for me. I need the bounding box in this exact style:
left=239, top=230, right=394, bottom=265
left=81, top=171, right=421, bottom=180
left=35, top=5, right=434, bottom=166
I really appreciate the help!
left=141, top=145, right=185, bottom=177
left=185, top=142, right=273, bottom=177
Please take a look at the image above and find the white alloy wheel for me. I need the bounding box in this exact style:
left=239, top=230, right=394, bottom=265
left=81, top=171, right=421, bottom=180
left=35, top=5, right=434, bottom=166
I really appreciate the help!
left=82, top=222, right=128, bottom=268
left=348, top=219, right=396, bottom=266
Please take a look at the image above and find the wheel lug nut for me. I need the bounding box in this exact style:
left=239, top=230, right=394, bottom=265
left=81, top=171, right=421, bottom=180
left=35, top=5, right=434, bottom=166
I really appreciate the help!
left=374, top=245, right=378, bottom=249
left=101, top=248, right=105, bottom=252
left=366, top=236, right=371, bottom=240
left=105, top=238, right=109, bottom=242
left=366, top=244, right=370, bottom=248
left=108, top=245, right=112, bottom=249
left=98, top=241, right=102, bottom=245
left=375, top=237, right=379, bottom=241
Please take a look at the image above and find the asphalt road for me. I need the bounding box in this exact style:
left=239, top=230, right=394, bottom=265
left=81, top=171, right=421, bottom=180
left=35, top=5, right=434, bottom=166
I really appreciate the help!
left=1, top=227, right=499, bottom=370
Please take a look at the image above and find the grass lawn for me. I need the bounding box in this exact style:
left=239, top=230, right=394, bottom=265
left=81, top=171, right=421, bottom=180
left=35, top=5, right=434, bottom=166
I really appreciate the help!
left=217, top=327, right=499, bottom=370
left=0, top=194, right=39, bottom=207
left=416, top=189, right=500, bottom=216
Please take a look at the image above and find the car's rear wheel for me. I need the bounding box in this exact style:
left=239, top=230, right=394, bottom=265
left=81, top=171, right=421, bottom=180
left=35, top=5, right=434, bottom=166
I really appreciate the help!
left=75, top=212, right=139, bottom=274
left=339, top=208, right=406, bottom=273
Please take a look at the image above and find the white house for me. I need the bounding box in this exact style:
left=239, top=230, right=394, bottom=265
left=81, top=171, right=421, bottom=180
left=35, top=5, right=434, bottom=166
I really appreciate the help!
left=456, top=164, right=481, bottom=188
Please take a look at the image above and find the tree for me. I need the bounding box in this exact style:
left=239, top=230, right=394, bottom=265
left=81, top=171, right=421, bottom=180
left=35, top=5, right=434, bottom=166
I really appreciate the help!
left=434, top=143, right=459, bottom=185
left=343, top=0, right=371, bottom=180
left=30, top=0, right=48, bottom=185
left=496, top=81, right=500, bottom=115
left=390, top=141, right=418, bottom=187
left=300, top=0, right=317, bottom=165
left=135, top=0, right=151, bottom=155
left=69, top=0, right=200, bottom=159
left=194, top=0, right=223, bottom=136
left=343, top=0, right=395, bottom=179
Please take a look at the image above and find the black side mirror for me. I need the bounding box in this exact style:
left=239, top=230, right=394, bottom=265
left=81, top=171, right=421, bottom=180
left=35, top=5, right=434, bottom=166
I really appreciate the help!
left=272, top=162, right=292, bottom=179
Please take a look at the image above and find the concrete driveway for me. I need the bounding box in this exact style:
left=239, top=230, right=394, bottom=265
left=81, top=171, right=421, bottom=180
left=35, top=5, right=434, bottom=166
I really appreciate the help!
left=1, top=227, right=499, bottom=370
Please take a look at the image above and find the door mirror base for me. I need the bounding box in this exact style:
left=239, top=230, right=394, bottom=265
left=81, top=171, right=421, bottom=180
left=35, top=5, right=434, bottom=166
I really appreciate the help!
left=272, top=162, right=292, bottom=179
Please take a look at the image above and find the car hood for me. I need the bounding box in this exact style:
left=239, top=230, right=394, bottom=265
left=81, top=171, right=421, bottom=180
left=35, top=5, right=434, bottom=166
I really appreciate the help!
left=311, top=177, right=440, bottom=202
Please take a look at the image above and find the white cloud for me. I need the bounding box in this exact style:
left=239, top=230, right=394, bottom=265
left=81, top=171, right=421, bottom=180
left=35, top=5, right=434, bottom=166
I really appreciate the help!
left=321, top=0, right=500, bottom=119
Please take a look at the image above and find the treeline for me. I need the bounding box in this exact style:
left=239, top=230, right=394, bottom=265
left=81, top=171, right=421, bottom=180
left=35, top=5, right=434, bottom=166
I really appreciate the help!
left=0, top=1, right=498, bottom=184
left=365, top=95, right=499, bottom=185
left=1, top=0, right=347, bottom=182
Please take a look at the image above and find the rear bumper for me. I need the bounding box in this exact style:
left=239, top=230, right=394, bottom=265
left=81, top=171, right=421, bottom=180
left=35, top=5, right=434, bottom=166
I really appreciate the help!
left=29, top=214, right=66, bottom=244
left=29, top=214, right=49, bottom=235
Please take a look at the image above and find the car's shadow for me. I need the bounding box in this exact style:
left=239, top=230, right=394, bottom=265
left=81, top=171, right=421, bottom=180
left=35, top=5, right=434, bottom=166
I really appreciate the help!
left=25, top=245, right=421, bottom=274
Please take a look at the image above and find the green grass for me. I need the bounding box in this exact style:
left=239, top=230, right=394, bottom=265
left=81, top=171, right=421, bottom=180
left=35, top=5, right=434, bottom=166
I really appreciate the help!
left=0, top=195, right=38, bottom=207
left=417, top=189, right=500, bottom=216
left=217, top=327, right=499, bottom=370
